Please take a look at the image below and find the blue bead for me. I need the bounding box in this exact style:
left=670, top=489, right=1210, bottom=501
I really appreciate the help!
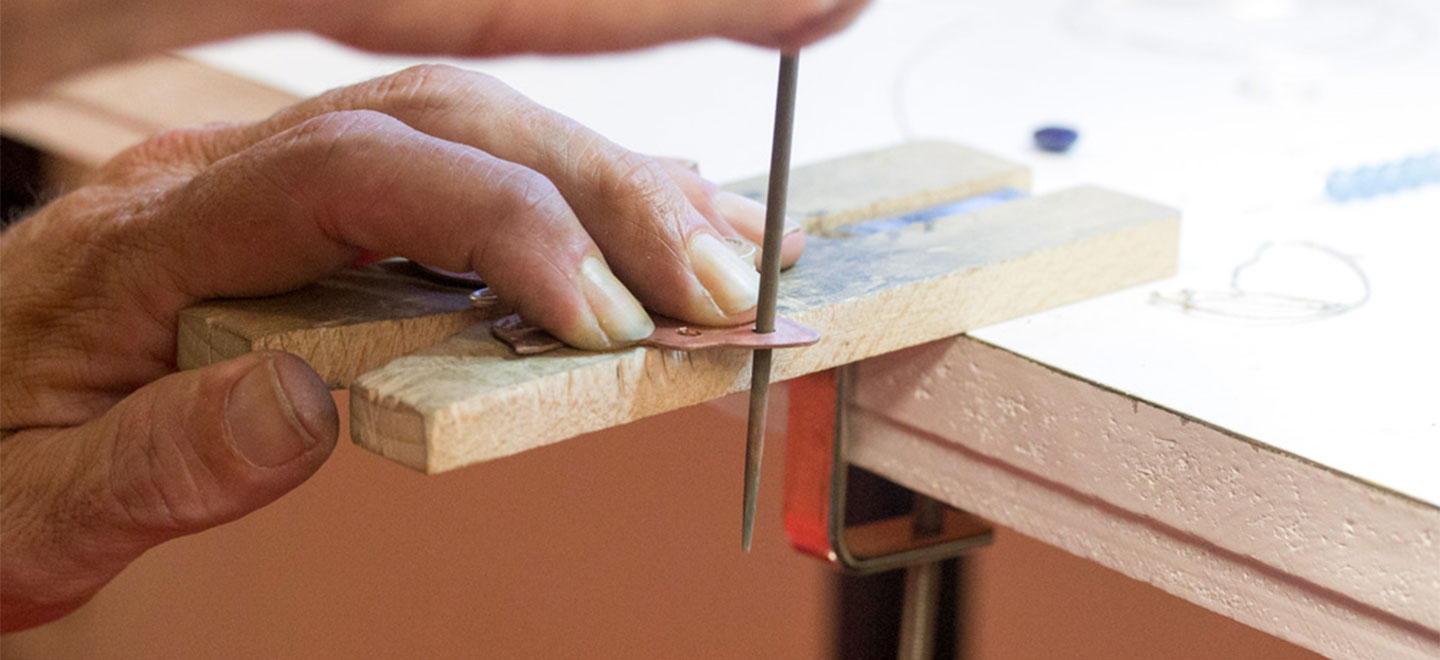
left=1352, top=166, right=1379, bottom=199
left=1399, top=156, right=1424, bottom=189
left=1376, top=163, right=1402, bottom=194
left=1325, top=170, right=1353, bottom=202
left=1423, top=152, right=1440, bottom=184
left=1034, top=126, right=1079, bottom=153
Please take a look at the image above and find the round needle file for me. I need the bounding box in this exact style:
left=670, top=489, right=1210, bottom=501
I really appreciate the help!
left=742, top=51, right=800, bottom=552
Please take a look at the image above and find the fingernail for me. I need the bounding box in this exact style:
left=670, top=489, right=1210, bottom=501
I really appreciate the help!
left=724, top=236, right=758, bottom=267
left=714, top=190, right=801, bottom=239
left=784, top=216, right=803, bottom=236
left=689, top=233, right=760, bottom=315
left=579, top=257, right=654, bottom=344
left=227, top=356, right=335, bottom=467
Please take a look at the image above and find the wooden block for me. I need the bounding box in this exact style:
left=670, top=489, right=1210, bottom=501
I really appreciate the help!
left=178, top=141, right=1032, bottom=388
left=178, top=265, right=491, bottom=388
left=726, top=140, right=1030, bottom=234
left=45, top=54, right=297, bottom=134
left=171, top=140, right=1178, bottom=473
left=0, top=95, right=153, bottom=172
left=350, top=185, right=1180, bottom=472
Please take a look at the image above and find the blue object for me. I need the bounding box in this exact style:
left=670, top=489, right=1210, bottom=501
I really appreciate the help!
left=1326, top=150, right=1440, bottom=202
left=840, top=188, right=1028, bottom=237
left=1034, top=126, right=1079, bottom=153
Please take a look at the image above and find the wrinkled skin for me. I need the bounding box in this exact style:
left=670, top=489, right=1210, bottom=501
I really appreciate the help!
left=0, top=0, right=862, bottom=629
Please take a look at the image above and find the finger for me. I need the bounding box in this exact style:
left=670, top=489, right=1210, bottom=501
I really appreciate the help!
left=655, top=157, right=701, bottom=175
left=650, top=158, right=806, bottom=270
left=316, top=0, right=872, bottom=59
left=710, top=191, right=807, bottom=270
left=163, top=110, right=653, bottom=349
left=0, top=352, right=335, bottom=632
left=646, top=157, right=741, bottom=239
left=204, top=66, right=762, bottom=326
left=760, top=0, right=872, bottom=51
left=4, top=0, right=872, bottom=101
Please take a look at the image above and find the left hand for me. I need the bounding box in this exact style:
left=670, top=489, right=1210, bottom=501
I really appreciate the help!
left=0, top=65, right=803, bottom=631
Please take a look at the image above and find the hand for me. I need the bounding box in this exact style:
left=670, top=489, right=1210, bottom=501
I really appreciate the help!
left=0, top=0, right=871, bottom=96
left=0, top=65, right=805, bottom=631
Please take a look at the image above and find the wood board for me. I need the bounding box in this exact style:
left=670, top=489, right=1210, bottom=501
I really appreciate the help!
left=177, top=264, right=492, bottom=387
left=349, top=156, right=1178, bottom=471
left=0, top=54, right=298, bottom=172
left=174, top=140, right=1177, bottom=473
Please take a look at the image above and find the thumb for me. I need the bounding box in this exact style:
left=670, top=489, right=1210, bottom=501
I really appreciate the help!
left=0, top=352, right=338, bottom=631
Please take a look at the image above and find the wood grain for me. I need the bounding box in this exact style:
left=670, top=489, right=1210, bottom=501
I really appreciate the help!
left=351, top=184, right=1180, bottom=472
left=177, top=265, right=493, bottom=388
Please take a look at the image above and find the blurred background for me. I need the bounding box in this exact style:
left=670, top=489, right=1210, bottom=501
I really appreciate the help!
left=4, top=0, right=1437, bottom=657
left=0, top=392, right=1327, bottom=659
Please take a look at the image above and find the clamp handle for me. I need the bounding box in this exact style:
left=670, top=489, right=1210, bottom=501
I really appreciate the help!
left=782, top=365, right=993, bottom=575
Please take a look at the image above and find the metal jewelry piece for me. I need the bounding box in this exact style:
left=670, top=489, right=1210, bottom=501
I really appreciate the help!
left=488, top=312, right=819, bottom=355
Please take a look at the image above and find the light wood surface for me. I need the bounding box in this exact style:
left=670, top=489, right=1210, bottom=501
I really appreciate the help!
left=0, top=54, right=297, bottom=171
left=177, top=265, right=495, bottom=388
left=850, top=337, right=1440, bottom=660
left=350, top=180, right=1178, bottom=472
left=725, top=140, right=1029, bottom=234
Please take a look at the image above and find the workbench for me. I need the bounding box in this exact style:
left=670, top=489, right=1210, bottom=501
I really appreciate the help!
left=3, top=1, right=1436, bottom=658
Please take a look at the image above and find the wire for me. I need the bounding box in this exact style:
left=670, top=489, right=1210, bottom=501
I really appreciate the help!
left=1150, top=240, right=1371, bottom=322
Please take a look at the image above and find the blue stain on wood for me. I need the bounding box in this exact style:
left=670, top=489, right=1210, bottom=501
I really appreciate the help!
left=835, top=188, right=1029, bottom=237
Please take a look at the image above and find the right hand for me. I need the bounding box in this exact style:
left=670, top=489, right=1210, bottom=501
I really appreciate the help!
left=1, top=0, right=872, bottom=97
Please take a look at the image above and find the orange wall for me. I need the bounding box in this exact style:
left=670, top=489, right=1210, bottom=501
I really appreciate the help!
left=965, top=527, right=1325, bottom=660
left=3, top=393, right=834, bottom=659
left=2, top=391, right=1339, bottom=660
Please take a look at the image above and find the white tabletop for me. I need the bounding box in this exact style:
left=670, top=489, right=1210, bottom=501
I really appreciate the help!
left=189, top=0, right=1440, bottom=506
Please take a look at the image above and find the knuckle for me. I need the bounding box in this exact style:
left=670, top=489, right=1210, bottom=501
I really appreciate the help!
left=369, top=63, right=498, bottom=117
left=388, top=63, right=464, bottom=90
left=104, top=398, right=219, bottom=533
left=105, top=126, right=214, bottom=174
left=494, top=166, right=568, bottom=221
left=596, top=152, right=675, bottom=212
left=264, top=110, right=403, bottom=184
left=511, top=99, right=556, bottom=133
left=284, top=109, right=394, bottom=152
left=231, top=110, right=401, bottom=231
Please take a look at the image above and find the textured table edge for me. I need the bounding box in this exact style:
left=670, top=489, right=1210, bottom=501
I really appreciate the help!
left=850, top=336, right=1440, bottom=660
